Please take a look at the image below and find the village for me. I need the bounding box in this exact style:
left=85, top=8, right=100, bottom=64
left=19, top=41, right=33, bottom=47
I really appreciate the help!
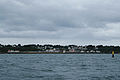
left=0, top=44, right=118, bottom=54
left=7, top=44, right=101, bottom=54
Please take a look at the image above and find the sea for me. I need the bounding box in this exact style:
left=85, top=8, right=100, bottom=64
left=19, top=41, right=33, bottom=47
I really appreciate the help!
left=0, top=54, right=120, bottom=80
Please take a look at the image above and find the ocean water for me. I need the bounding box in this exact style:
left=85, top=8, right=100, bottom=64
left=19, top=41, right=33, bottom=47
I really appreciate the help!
left=0, top=54, right=120, bottom=80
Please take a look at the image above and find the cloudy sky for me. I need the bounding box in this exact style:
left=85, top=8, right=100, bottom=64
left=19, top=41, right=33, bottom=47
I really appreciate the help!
left=0, top=0, right=120, bottom=45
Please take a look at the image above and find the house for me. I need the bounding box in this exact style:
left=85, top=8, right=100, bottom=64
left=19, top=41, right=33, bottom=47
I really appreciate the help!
left=8, top=50, right=20, bottom=53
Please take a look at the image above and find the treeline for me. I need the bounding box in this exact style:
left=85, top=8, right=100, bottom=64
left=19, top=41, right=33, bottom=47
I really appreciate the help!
left=0, top=44, right=120, bottom=53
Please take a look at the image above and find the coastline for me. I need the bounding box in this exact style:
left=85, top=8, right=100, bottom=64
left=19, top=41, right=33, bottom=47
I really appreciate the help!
left=0, top=52, right=119, bottom=54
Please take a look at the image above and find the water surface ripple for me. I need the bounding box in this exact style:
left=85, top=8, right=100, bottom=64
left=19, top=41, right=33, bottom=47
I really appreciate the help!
left=0, top=54, right=120, bottom=80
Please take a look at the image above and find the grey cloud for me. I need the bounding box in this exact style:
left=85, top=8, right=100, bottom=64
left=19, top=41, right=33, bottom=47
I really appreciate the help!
left=0, top=0, right=120, bottom=42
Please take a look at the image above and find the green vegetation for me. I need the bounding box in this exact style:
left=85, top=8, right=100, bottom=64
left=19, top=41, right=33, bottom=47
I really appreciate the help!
left=0, top=44, right=120, bottom=53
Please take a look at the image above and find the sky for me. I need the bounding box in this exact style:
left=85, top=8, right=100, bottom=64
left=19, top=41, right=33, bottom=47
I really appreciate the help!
left=0, top=0, right=120, bottom=45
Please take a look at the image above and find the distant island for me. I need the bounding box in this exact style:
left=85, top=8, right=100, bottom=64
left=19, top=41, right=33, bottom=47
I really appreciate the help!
left=0, top=44, right=120, bottom=54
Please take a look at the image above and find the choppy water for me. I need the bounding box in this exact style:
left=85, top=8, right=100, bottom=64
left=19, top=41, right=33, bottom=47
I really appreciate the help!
left=0, top=54, right=120, bottom=80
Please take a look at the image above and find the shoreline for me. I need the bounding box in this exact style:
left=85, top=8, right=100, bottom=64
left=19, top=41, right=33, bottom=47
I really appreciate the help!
left=0, top=52, right=119, bottom=54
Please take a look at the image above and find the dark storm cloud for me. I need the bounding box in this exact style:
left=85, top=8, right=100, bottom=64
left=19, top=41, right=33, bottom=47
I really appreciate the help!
left=0, top=0, right=120, bottom=41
